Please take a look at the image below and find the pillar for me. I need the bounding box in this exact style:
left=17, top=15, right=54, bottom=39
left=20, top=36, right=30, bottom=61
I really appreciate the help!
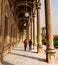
left=10, top=24, right=13, bottom=49
left=29, top=18, right=31, bottom=40
left=44, top=0, right=56, bottom=63
left=17, top=29, right=19, bottom=43
left=13, top=25, right=16, bottom=46
left=31, top=21, right=33, bottom=43
left=0, top=0, right=5, bottom=64
left=32, top=13, right=36, bottom=49
left=26, top=17, right=31, bottom=41
left=0, top=0, right=3, bottom=64
left=11, top=24, right=14, bottom=49
left=26, top=23, right=29, bottom=41
left=6, top=20, right=11, bottom=53
left=15, top=24, right=17, bottom=44
left=36, top=1, right=43, bottom=53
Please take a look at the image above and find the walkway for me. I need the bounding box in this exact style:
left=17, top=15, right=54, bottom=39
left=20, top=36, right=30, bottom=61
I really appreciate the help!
left=3, top=42, right=58, bottom=65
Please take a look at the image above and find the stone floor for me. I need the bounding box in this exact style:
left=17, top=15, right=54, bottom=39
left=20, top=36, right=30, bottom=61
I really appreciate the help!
left=3, top=42, right=58, bottom=65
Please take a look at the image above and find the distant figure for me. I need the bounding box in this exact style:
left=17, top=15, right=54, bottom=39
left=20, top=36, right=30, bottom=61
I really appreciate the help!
left=23, top=39, right=28, bottom=51
left=29, top=39, right=32, bottom=50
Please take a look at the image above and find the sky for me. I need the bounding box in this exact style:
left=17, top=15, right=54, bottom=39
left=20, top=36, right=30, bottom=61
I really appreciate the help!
left=41, top=0, right=58, bottom=35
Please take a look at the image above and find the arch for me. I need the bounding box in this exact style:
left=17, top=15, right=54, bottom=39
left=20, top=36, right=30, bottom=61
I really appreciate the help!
left=17, top=17, right=28, bottom=23
left=15, top=3, right=32, bottom=12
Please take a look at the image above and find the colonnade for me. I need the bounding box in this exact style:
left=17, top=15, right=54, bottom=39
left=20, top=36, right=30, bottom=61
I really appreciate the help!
left=0, top=0, right=56, bottom=64
left=25, top=0, right=56, bottom=63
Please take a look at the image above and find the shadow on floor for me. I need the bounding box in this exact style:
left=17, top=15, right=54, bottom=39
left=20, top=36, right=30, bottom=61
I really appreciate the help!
left=10, top=52, right=46, bottom=63
left=2, top=60, right=14, bottom=65
left=14, top=49, right=37, bottom=54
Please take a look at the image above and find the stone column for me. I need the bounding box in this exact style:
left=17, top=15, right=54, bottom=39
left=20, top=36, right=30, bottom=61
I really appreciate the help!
left=0, top=0, right=5, bottom=64
left=11, top=24, right=14, bottom=49
left=26, top=21, right=31, bottom=41
left=6, top=20, right=11, bottom=53
left=44, top=0, right=56, bottom=63
left=0, top=0, right=2, bottom=42
left=29, top=18, right=31, bottom=40
left=15, top=26, right=17, bottom=45
left=17, top=29, right=19, bottom=43
left=36, top=1, right=43, bottom=53
left=12, top=25, right=15, bottom=47
left=13, top=25, right=16, bottom=46
left=6, top=21, right=10, bottom=43
left=31, top=21, right=33, bottom=43
left=32, top=14, right=36, bottom=49
left=26, top=24, right=29, bottom=40
left=16, top=26, right=17, bottom=43
left=0, top=0, right=3, bottom=64
left=15, top=26, right=16, bottom=43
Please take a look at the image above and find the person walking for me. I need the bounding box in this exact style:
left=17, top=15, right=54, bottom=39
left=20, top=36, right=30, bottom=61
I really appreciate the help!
left=23, top=39, right=28, bottom=51
left=29, top=39, right=32, bottom=50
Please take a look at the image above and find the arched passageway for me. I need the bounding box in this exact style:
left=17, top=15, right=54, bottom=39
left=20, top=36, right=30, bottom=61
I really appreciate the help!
left=0, top=0, right=58, bottom=64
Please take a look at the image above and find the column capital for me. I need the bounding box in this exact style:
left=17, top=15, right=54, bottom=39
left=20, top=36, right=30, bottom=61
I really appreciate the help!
left=36, top=2, right=41, bottom=9
left=32, top=13, right=36, bottom=17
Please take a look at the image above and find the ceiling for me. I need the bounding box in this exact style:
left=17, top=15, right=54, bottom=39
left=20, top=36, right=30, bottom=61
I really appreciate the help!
left=8, top=0, right=37, bottom=32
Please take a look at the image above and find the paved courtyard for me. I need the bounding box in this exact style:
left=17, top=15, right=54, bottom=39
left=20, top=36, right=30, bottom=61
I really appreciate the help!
left=3, top=42, right=58, bottom=65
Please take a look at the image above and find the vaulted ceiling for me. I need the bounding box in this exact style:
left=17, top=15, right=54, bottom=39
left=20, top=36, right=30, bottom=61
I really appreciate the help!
left=8, top=0, right=37, bottom=32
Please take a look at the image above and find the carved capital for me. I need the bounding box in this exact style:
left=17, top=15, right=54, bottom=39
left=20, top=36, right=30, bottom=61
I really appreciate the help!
left=36, top=2, right=41, bottom=9
left=32, top=13, right=36, bottom=17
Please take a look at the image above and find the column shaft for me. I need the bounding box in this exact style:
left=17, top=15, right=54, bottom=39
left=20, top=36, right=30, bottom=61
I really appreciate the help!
left=31, top=22, right=33, bottom=43
left=45, top=0, right=56, bottom=63
left=17, top=29, right=19, bottom=42
left=0, top=0, right=5, bottom=64
left=33, top=14, right=36, bottom=48
left=26, top=23, right=29, bottom=40
left=37, top=4, right=43, bottom=53
left=6, top=22, right=11, bottom=44
left=0, top=0, right=2, bottom=64
left=45, top=0, right=54, bottom=49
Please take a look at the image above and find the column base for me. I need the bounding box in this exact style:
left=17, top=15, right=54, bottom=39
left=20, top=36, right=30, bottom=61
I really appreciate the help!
left=46, top=49, right=56, bottom=63
left=37, top=45, right=43, bottom=53
left=33, top=42, right=35, bottom=49
left=0, top=53, right=3, bottom=65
